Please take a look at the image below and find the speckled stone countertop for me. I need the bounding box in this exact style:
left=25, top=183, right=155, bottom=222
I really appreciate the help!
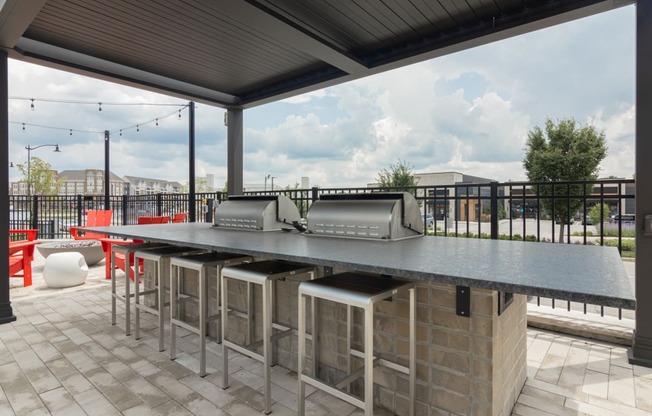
left=89, top=223, right=635, bottom=309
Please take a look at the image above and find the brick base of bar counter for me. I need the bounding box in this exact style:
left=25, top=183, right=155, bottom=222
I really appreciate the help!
left=215, top=268, right=527, bottom=415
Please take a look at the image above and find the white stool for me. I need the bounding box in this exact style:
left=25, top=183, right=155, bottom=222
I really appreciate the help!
left=111, top=242, right=168, bottom=336
left=169, top=251, right=252, bottom=376
left=133, top=245, right=203, bottom=351
left=298, top=272, right=416, bottom=416
left=43, top=252, right=88, bottom=288
left=221, top=260, right=316, bottom=414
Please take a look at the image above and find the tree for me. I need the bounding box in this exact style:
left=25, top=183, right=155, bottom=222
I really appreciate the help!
left=588, top=203, right=611, bottom=229
left=181, top=177, right=215, bottom=193
left=523, top=118, right=607, bottom=242
left=15, top=156, right=62, bottom=195
left=376, top=159, right=418, bottom=191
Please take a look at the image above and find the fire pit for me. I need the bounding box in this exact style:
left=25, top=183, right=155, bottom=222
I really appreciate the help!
left=37, top=241, right=104, bottom=266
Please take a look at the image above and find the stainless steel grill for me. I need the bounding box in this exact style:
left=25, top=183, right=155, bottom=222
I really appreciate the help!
left=214, top=195, right=301, bottom=231
left=305, top=192, right=423, bottom=241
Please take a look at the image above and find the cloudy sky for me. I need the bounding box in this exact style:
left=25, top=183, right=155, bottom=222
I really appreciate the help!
left=8, top=5, right=635, bottom=190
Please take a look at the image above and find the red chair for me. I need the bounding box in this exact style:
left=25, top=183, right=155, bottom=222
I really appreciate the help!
left=8, top=229, right=40, bottom=287
left=171, top=212, right=187, bottom=223
left=101, top=215, right=170, bottom=279
left=69, top=210, right=113, bottom=240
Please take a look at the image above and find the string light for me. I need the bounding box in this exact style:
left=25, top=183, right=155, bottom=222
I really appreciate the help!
left=98, top=102, right=102, bottom=111
left=9, top=103, right=189, bottom=136
left=30, top=99, right=35, bottom=111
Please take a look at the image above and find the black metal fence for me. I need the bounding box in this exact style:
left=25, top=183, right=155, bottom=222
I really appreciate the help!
left=9, top=178, right=635, bottom=318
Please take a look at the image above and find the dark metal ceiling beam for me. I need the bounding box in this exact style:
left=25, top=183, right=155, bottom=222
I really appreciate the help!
left=219, top=0, right=368, bottom=75
left=0, top=0, right=46, bottom=49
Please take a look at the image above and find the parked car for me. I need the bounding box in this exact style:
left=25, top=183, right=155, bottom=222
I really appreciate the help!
left=581, top=215, right=593, bottom=225
left=423, top=214, right=434, bottom=227
left=610, top=214, right=635, bottom=224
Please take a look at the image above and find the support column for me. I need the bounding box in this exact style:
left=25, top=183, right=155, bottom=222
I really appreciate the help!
left=227, top=109, right=243, bottom=195
left=104, top=130, right=110, bottom=210
left=630, top=0, right=652, bottom=367
left=189, top=101, right=196, bottom=222
left=0, top=51, right=16, bottom=324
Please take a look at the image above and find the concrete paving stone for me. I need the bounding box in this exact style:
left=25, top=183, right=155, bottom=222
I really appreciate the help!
left=607, top=363, right=636, bottom=407
left=179, top=374, right=238, bottom=409
left=61, top=327, right=93, bottom=346
left=132, top=343, right=173, bottom=365
left=181, top=395, right=224, bottom=415
left=45, top=357, right=78, bottom=379
left=146, top=371, right=201, bottom=404
left=84, top=367, right=144, bottom=411
left=168, top=352, right=213, bottom=377
left=633, top=364, right=652, bottom=380
left=131, top=359, right=162, bottom=378
left=158, top=359, right=196, bottom=380
left=122, top=402, right=161, bottom=416
left=21, top=406, right=51, bottom=416
left=3, top=338, right=30, bottom=355
left=634, top=374, right=652, bottom=411
left=14, top=324, right=47, bottom=345
left=0, top=352, right=14, bottom=367
left=88, top=332, right=122, bottom=350
left=31, top=341, right=64, bottom=363
left=268, top=382, right=299, bottom=411
left=152, top=399, right=195, bottom=416
left=518, top=385, right=566, bottom=406
left=516, top=392, right=583, bottom=416
left=102, top=358, right=139, bottom=380
left=227, top=383, right=266, bottom=413
left=0, top=363, right=45, bottom=415
left=524, top=378, right=589, bottom=403
left=581, top=369, right=609, bottom=398
left=123, top=374, right=171, bottom=408
left=229, top=368, right=264, bottom=391
left=511, top=402, right=558, bottom=416
left=49, top=402, right=87, bottom=416
left=587, top=344, right=612, bottom=375
left=55, top=371, right=95, bottom=396
left=73, top=387, right=121, bottom=416
left=52, top=339, right=82, bottom=355
left=79, top=341, right=114, bottom=364
left=12, top=349, right=61, bottom=393
left=34, top=323, right=67, bottom=344
left=610, top=348, right=633, bottom=370
left=62, top=349, right=100, bottom=374
left=558, top=342, right=589, bottom=388
left=39, top=386, right=75, bottom=411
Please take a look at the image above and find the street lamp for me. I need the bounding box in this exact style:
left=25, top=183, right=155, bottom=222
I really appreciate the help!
left=25, top=144, right=61, bottom=196
left=271, top=176, right=276, bottom=191
left=264, top=174, right=271, bottom=191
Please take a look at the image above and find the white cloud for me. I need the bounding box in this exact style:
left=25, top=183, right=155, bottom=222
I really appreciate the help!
left=7, top=5, right=636, bottom=189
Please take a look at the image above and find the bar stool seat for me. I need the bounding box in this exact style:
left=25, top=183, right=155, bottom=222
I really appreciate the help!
left=169, top=251, right=252, bottom=376
left=297, top=272, right=415, bottom=416
left=221, top=260, right=316, bottom=414
left=111, top=242, right=168, bottom=336
left=133, top=245, right=203, bottom=351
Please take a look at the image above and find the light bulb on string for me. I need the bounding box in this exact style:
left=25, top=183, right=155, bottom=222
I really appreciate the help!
left=98, top=102, right=102, bottom=111
left=136, top=125, right=139, bottom=132
left=22, top=123, right=25, bottom=132
left=178, top=109, right=181, bottom=120
left=119, top=129, right=122, bottom=136
left=30, top=99, right=35, bottom=111
left=69, top=129, right=72, bottom=136
left=156, top=118, right=159, bottom=127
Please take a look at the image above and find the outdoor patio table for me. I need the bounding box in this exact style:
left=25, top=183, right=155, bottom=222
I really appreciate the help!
left=87, top=222, right=635, bottom=415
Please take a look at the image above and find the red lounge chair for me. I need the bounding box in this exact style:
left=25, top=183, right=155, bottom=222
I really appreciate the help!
left=69, top=210, right=113, bottom=240
left=8, top=229, right=40, bottom=287
left=100, top=215, right=170, bottom=279
left=171, top=212, right=187, bottom=223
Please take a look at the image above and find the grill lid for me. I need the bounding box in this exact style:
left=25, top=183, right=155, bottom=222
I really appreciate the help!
left=306, top=192, right=424, bottom=240
left=214, top=195, right=301, bottom=231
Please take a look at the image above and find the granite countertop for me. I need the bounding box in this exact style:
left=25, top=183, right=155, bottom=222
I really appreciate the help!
left=89, top=223, right=636, bottom=309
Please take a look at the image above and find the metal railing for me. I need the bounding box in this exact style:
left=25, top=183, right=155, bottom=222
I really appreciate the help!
left=8, top=178, right=635, bottom=318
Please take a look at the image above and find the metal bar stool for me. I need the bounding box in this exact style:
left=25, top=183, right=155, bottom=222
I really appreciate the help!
left=169, top=251, right=252, bottom=376
left=133, top=245, right=203, bottom=351
left=110, top=242, right=168, bottom=336
left=297, top=272, right=416, bottom=416
left=221, top=260, right=316, bottom=414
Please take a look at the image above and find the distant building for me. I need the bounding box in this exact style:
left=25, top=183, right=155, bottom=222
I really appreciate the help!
left=123, top=175, right=183, bottom=195
left=57, top=169, right=127, bottom=196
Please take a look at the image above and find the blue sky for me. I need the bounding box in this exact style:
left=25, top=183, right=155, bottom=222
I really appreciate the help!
left=8, top=5, right=635, bottom=189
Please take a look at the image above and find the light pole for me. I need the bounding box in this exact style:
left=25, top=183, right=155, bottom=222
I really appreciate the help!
left=25, top=144, right=61, bottom=196
left=271, top=176, right=276, bottom=191
left=264, top=174, right=271, bottom=191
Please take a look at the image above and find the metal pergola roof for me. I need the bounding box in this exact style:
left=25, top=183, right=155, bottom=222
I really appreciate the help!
left=0, top=0, right=633, bottom=109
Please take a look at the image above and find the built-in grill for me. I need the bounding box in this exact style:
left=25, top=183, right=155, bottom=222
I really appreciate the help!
left=305, top=192, right=424, bottom=241
left=214, top=195, right=301, bottom=231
